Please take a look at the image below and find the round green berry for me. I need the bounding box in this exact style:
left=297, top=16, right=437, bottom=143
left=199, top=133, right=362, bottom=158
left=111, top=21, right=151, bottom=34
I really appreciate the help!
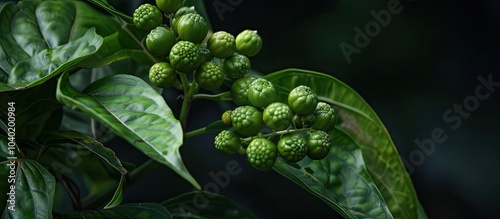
left=207, top=31, right=236, bottom=59
left=169, top=41, right=202, bottom=73
left=235, top=30, right=263, bottom=57
left=149, top=62, right=177, bottom=88
left=175, top=13, right=208, bottom=43
left=230, top=77, right=256, bottom=106
left=292, top=113, right=316, bottom=128
left=246, top=138, right=277, bottom=171
left=277, top=133, right=308, bottom=162
left=133, top=4, right=163, bottom=32
left=312, top=102, right=337, bottom=131
left=222, top=54, right=251, bottom=80
left=174, top=6, right=197, bottom=18
left=288, top=85, right=318, bottom=115
left=222, top=110, right=232, bottom=126
left=230, top=105, right=263, bottom=137
left=214, top=130, right=241, bottom=155
left=263, top=102, right=293, bottom=131
left=247, top=78, right=277, bottom=107
left=195, top=61, right=224, bottom=90
left=306, top=130, right=331, bottom=160
left=156, top=0, right=183, bottom=14
left=146, top=26, right=176, bottom=56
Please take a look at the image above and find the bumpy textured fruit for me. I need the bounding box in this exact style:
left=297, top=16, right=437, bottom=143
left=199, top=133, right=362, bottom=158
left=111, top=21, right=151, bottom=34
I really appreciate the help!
left=195, top=62, right=224, bottom=90
left=230, top=105, right=263, bottom=137
left=222, top=110, right=232, bottom=126
left=222, top=54, right=251, bottom=80
left=246, top=138, right=277, bottom=171
left=207, top=31, right=236, bottom=59
left=235, top=30, right=263, bottom=57
left=156, top=0, right=183, bottom=14
left=149, top=62, right=177, bottom=88
left=230, top=77, right=256, bottom=106
left=175, top=13, right=208, bottom=43
left=214, top=130, right=241, bottom=155
left=312, top=102, right=337, bottom=131
left=288, top=85, right=318, bottom=115
left=146, top=26, right=176, bottom=56
left=133, top=4, right=163, bottom=32
left=247, top=78, right=277, bottom=107
left=292, top=114, right=316, bottom=129
left=169, top=41, right=202, bottom=73
left=306, top=130, right=331, bottom=160
left=263, top=102, right=293, bottom=131
left=277, top=133, right=308, bottom=162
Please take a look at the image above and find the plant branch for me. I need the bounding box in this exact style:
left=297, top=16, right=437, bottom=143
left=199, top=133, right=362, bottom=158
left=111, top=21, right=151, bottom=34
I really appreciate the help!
left=179, top=73, right=198, bottom=129
left=184, top=127, right=207, bottom=138
left=192, top=91, right=232, bottom=101
left=240, top=128, right=313, bottom=143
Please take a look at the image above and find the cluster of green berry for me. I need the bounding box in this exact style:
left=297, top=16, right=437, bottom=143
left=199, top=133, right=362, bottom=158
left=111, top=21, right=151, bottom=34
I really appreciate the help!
left=132, top=0, right=262, bottom=89
left=216, top=79, right=337, bottom=171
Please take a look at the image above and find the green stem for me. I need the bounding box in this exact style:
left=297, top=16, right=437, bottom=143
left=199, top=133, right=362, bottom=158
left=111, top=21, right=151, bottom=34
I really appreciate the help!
left=122, top=24, right=159, bottom=64
left=179, top=73, right=199, bottom=129
left=129, top=159, right=160, bottom=182
left=240, top=128, right=313, bottom=143
left=179, top=73, right=190, bottom=94
left=184, top=127, right=207, bottom=138
left=192, top=91, right=232, bottom=101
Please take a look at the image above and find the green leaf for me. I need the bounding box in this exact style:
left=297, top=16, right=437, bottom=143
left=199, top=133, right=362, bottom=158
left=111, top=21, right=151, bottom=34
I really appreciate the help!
left=1, top=159, right=55, bottom=219
left=162, top=191, right=255, bottom=219
left=273, top=128, right=393, bottom=219
left=0, top=0, right=124, bottom=92
left=264, top=69, right=424, bottom=219
left=0, top=135, right=12, bottom=161
left=103, top=174, right=126, bottom=209
left=85, top=0, right=133, bottom=23
left=37, top=130, right=127, bottom=174
left=56, top=73, right=200, bottom=189
left=81, top=203, right=172, bottom=219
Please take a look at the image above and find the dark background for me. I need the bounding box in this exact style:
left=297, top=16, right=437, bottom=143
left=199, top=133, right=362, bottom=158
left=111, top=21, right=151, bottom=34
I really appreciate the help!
left=118, top=0, right=500, bottom=218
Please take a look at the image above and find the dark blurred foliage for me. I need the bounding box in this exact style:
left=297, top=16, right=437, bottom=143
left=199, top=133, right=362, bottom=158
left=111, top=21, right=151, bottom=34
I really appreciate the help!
left=109, top=0, right=500, bottom=218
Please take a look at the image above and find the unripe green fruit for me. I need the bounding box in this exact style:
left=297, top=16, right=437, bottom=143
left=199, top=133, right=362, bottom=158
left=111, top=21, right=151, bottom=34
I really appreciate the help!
left=312, top=102, right=337, bottom=131
left=288, top=85, right=318, bottom=115
left=195, top=61, right=224, bottom=90
left=169, top=41, right=202, bottom=73
left=222, top=54, right=251, bottom=80
left=230, top=77, right=256, bottom=106
left=306, top=130, right=331, bottom=160
left=175, top=13, right=208, bottom=43
left=277, top=133, right=308, bottom=162
left=133, top=4, right=163, bottom=32
left=247, top=78, right=277, bottom=107
left=156, top=0, right=183, bottom=14
left=292, top=114, right=316, bottom=129
left=230, top=105, right=263, bottom=137
left=146, top=26, right=176, bottom=56
left=149, top=62, right=177, bottom=88
left=207, top=31, right=236, bottom=59
left=263, top=102, right=293, bottom=131
left=214, top=130, right=241, bottom=155
left=246, top=138, right=277, bottom=171
left=235, top=30, right=263, bottom=57
left=198, top=44, right=213, bottom=64
left=174, top=6, right=196, bottom=18
left=222, top=110, right=232, bottom=126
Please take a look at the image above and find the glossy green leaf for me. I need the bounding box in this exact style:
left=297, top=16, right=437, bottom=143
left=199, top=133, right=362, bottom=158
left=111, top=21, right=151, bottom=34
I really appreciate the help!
left=0, top=135, right=12, bottom=160
left=56, top=73, right=200, bottom=189
left=37, top=130, right=127, bottom=174
left=0, top=0, right=124, bottom=92
left=103, top=174, right=126, bottom=209
left=162, top=191, right=255, bottom=219
left=85, top=0, right=133, bottom=23
left=0, top=78, right=62, bottom=140
left=264, top=69, right=424, bottom=219
left=1, top=159, right=55, bottom=219
left=274, top=128, right=393, bottom=219
left=80, top=203, right=172, bottom=218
